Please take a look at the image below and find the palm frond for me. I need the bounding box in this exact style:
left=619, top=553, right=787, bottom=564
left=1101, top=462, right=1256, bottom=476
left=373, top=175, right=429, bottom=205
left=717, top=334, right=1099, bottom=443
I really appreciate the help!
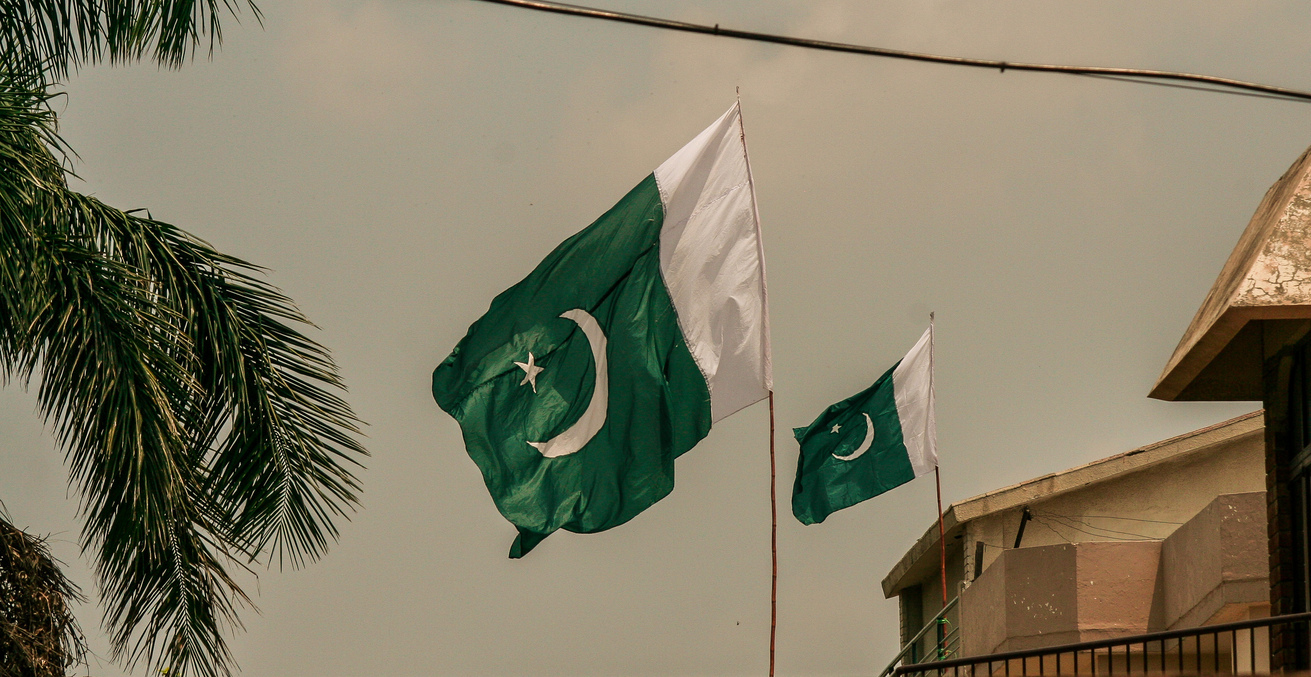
left=0, top=0, right=262, bottom=83
left=66, top=196, right=370, bottom=569
left=0, top=71, right=366, bottom=677
left=0, top=515, right=88, bottom=677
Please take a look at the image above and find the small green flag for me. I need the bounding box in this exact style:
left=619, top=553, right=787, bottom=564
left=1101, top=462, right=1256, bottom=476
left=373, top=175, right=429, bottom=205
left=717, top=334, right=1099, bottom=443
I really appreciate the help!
left=792, top=327, right=937, bottom=525
left=433, top=104, right=771, bottom=557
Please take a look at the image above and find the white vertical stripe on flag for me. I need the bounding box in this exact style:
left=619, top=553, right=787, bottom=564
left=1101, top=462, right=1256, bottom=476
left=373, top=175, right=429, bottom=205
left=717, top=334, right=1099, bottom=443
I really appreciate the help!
left=654, top=103, right=772, bottom=422
left=893, top=328, right=938, bottom=476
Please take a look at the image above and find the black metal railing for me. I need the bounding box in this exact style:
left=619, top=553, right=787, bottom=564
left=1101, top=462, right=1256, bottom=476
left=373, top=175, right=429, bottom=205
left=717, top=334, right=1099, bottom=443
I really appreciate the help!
left=892, top=611, right=1311, bottom=677
left=879, top=596, right=961, bottom=677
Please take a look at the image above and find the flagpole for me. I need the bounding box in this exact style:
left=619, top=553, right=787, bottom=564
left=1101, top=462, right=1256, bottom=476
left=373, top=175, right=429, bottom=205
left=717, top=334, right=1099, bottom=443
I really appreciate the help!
left=928, top=312, right=949, bottom=661
left=735, top=90, right=776, bottom=677
left=935, top=468, right=946, bottom=605
left=930, top=313, right=944, bottom=607
left=768, top=390, right=777, bottom=677
left=736, top=88, right=776, bottom=677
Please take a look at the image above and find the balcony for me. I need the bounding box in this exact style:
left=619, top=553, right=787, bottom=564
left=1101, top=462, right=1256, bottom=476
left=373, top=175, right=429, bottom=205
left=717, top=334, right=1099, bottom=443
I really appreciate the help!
left=961, top=493, right=1268, bottom=657
left=893, top=611, right=1301, bottom=677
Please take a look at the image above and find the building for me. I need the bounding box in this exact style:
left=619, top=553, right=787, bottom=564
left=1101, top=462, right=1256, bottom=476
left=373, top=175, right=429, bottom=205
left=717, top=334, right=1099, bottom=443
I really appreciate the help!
left=1150, top=143, right=1311, bottom=670
left=881, top=141, right=1311, bottom=677
left=883, top=412, right=1267, bottom=666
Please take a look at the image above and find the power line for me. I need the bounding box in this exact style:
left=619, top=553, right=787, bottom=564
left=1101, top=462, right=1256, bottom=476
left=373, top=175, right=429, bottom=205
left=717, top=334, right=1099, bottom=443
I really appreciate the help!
left=1037, top=511, right=1153, bottom=539
left=470, top=0, right=1311, bottom=104
left=1078, top=73, right=1311, bottom=104
left=1035, top=515, right=1139, bottom=542
left=1035, top=514, right=1158, bottom=542
left=1032, top=516, right=1133, bottom=542
left=1069, top=513, right=1182, bottom=526
left=1033, top=509, right=1181, bottom=536
left=1031, top=516, right=1076, bottom=541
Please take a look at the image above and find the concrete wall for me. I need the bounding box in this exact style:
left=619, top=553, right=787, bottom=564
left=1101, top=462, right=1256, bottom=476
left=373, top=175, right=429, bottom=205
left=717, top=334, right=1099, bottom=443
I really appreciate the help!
left=959, top=547, right=1008, bottom=659
left=961, top=541, right=1162, bottom=655
left=965, top=434, right=1263, bottom=587
left=894, top=426, right=1266, bottom=660
left=1000, top=544, right=1081, bottom=649
left=1073, top=541, right=1164, bottom=640
left=1160, top=492, right=1269, bottom=628
left=959, top=493, right=1268, bottom=658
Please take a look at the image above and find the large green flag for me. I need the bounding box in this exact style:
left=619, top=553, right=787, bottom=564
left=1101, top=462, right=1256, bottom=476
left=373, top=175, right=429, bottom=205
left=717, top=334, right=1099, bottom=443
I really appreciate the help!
left=433, top=104, right=771, bottom=557
left=792, top=327, right=936, bottom=525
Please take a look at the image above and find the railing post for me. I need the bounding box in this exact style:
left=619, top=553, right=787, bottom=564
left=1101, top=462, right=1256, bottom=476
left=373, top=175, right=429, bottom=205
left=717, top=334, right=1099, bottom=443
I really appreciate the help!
left=1250, top=626, right=1256, bottom=674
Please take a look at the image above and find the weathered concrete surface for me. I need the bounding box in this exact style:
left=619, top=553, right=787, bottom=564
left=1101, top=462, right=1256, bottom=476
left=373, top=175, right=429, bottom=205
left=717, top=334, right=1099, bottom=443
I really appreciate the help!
left=956, top=494, right=1268, bottom=658
left=1161, top=492, right=1269, bottom=629
left=961, top=541, right=1162, bottom=655
left=883, top=412, right=1263, bottom=599
left=1153, top=143, right=1311, bottom=401
left=1074, top=541, right=1164, bottom=641
left=959, top=545, right=1009, bottom=658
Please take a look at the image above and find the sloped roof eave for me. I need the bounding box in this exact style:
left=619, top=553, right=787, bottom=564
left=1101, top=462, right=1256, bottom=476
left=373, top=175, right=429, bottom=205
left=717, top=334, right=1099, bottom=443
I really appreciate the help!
left=1153, top=143, right=1311, bottom=401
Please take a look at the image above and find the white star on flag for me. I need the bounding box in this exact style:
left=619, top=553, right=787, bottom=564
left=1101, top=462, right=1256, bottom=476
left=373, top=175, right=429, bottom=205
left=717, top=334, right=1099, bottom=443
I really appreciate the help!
left=515, top=352, right=544, bottom=393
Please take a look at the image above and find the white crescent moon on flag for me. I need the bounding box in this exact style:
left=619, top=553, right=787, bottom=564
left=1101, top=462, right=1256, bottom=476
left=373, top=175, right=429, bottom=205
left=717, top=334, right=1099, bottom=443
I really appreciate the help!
left=832, top=413, right=875, bottom=462
left=528, top=309, right=608, bottom=458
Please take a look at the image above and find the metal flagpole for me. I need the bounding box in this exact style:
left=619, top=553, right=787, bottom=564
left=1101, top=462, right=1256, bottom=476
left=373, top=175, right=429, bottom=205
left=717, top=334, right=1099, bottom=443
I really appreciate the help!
left=735, top=86, right=776, bottom=677
left=934, top=466, right=947, bottom=659
left=931, top=312, right=944, bottom=607
left=768, top=391, right=778, bottom=677
left=935, top=468, right=946, bottom=606
left=930, top=313, right=948, bottom=660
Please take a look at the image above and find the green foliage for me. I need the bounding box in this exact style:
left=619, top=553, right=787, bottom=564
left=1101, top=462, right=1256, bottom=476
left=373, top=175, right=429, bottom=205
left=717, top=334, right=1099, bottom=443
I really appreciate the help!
left=0, top=0, right=261, bottom=83
left=0, top=3, right=370, bottom=676
left=0, top=513, right=88, bottom=677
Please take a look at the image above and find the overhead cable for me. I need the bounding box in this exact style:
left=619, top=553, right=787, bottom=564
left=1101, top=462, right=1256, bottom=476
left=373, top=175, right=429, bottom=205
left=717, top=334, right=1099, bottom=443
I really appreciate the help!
left=1035, top=515, right=1157, bottom=542
left=1031, top=516, right=1135, bottom=543
left=470, top=0, right=1311, bottom=104
left=1032, top=510, right=1179, bottom=539
left=1065, top=512, right=1182, bottom=526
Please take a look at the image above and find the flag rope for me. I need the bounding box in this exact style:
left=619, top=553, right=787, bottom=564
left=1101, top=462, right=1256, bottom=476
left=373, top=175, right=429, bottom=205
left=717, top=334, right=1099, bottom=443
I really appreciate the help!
left=768, top=390, right=778, bottom=677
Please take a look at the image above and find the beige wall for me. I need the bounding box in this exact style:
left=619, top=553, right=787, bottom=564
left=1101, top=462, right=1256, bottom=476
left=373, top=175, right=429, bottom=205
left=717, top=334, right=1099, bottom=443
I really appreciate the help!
left=1160, top=492, right=1269, bottom=628
left=965, top=433, right=1263, bottom=587
left=958, top=493, right=1268, bottom=658
left=961, top=541, right=1162, bottom=655
left=897, top=427, right=1265, bottom=658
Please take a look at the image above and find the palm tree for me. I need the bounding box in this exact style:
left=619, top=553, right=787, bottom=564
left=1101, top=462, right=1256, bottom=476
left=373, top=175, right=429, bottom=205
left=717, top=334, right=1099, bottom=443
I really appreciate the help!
left=0, top=509, right=87, bottom=676
left=0, top=3, right=369, bottom=676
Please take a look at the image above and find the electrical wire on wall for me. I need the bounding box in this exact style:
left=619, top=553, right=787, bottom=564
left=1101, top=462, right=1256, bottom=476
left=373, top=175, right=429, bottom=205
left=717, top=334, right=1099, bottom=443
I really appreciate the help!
left=1033, top=509, right=1178, bottom=539
left=1032, top=513, right=1160, bottom=543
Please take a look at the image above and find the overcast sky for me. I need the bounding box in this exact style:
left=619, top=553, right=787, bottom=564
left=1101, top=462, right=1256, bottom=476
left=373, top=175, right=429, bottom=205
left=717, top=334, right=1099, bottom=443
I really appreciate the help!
left=2, top=1, right=1308, bottom=675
